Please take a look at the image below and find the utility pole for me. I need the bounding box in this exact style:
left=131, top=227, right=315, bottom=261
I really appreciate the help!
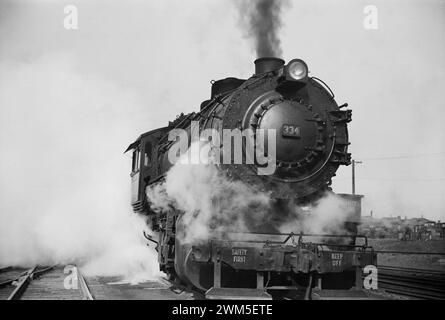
left=352, top=159, right=362, bottom=195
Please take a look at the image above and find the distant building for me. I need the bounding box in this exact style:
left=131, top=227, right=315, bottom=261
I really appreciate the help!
left=359, top=215, right=444, bottom=240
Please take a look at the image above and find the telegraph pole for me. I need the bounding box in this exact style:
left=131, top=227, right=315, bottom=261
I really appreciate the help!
left=352, top=159, right=362, bottom=195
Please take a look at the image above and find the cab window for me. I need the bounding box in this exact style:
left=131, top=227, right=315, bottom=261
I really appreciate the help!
left=132, top=148, right=140, bottom=172
left=144, top=142, right=153, bottom=167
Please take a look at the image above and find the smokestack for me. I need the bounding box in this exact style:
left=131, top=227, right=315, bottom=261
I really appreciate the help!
left=254, top=57, right=285, bottom=74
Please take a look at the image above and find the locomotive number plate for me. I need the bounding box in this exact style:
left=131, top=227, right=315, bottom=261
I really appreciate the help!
left=282, top=124, right=301, bottom=138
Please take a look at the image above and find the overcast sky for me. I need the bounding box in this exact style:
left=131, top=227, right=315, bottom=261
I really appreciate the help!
left=0, top=0, right=444, bottom=220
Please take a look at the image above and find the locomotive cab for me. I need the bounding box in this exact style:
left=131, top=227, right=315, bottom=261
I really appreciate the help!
left=130, top=146, right=141, bottom=205
left=125, top=127, right=168, bottom=213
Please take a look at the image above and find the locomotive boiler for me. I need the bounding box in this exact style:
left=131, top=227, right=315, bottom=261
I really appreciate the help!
left=126, top=57, right=376, bottom=299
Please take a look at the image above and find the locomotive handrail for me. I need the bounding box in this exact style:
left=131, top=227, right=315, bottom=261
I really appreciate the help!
left=310, top=77, right=335, bottom=99
left=198, top=73, right=269, bottom=116
left=215, top=231, right=369, bottom=247
left=210, top=238, right=373, bottom=252
left=295, top=233, right=369, bottom=247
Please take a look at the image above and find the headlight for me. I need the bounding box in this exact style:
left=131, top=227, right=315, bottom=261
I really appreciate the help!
left=286, top=59, right=308, bottom=81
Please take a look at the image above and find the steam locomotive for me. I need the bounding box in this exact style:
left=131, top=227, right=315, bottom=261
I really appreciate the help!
left=126, top=57, right=376, bottom=299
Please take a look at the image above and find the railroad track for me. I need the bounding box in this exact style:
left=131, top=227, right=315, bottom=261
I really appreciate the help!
left=378, top=265, right=445, bottom=300
left=9, top=264, right=441, bottom=300
left=0, top=265, right=201, bottom=300
left=0, top=265, right=93, bottom=300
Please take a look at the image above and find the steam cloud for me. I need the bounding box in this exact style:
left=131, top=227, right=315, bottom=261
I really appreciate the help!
left=279, top=193, right=358, bottom=236
left=238, top=0, right=290, bottom=58
left=0, top=55, right=162, bottom=283
left=147, top=142, right=273, bottom=243
left=147, top=142, right=356, bottom=244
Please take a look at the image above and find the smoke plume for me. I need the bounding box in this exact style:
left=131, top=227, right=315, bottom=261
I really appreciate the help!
left=237, top=0, right=290, bottom=58
left=0, top=54, right=162, bottom=283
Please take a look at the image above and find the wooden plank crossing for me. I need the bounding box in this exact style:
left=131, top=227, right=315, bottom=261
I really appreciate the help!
left=84, top=275, right=198, bottom=300
left=0, top=266, right=85, bottom=300
left=20, top=267, right=82, bottom=300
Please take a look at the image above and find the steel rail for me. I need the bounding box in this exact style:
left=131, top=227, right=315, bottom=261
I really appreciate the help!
left=378, top=265, right=445, bottom=275
left=378, top=277, right=445, bottom=292
left=76, top=266, right=94, bottom=300
left=33, top=265, right=56, bottom=278
left=0, top=266, right=12, bottom=273
left=4, top=265, right=57, bottom=300
left=375, top=266, right=445, bottom=300
left=0, top=269, right=29, bottom=288
left=0, top=279, right=15, bottom=288
left=7, top=266, right=37, bottom=300
left=375, top=250, right=445, bottom=255
left=378, top=281, right=445, bottom=300
left=379, top=276, right=445, bottom=290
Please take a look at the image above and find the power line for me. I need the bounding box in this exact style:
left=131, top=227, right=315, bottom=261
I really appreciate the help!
left=334, top=177, right=445, bottom=182
left=359, top=152, right=445, bottom=161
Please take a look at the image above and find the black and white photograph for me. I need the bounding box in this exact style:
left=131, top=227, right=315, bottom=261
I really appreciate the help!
left=0, top=0, right=444, bottom=308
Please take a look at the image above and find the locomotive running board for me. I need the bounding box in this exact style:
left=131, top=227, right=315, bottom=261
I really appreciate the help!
left=205, top=288, right=272, bottom=300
